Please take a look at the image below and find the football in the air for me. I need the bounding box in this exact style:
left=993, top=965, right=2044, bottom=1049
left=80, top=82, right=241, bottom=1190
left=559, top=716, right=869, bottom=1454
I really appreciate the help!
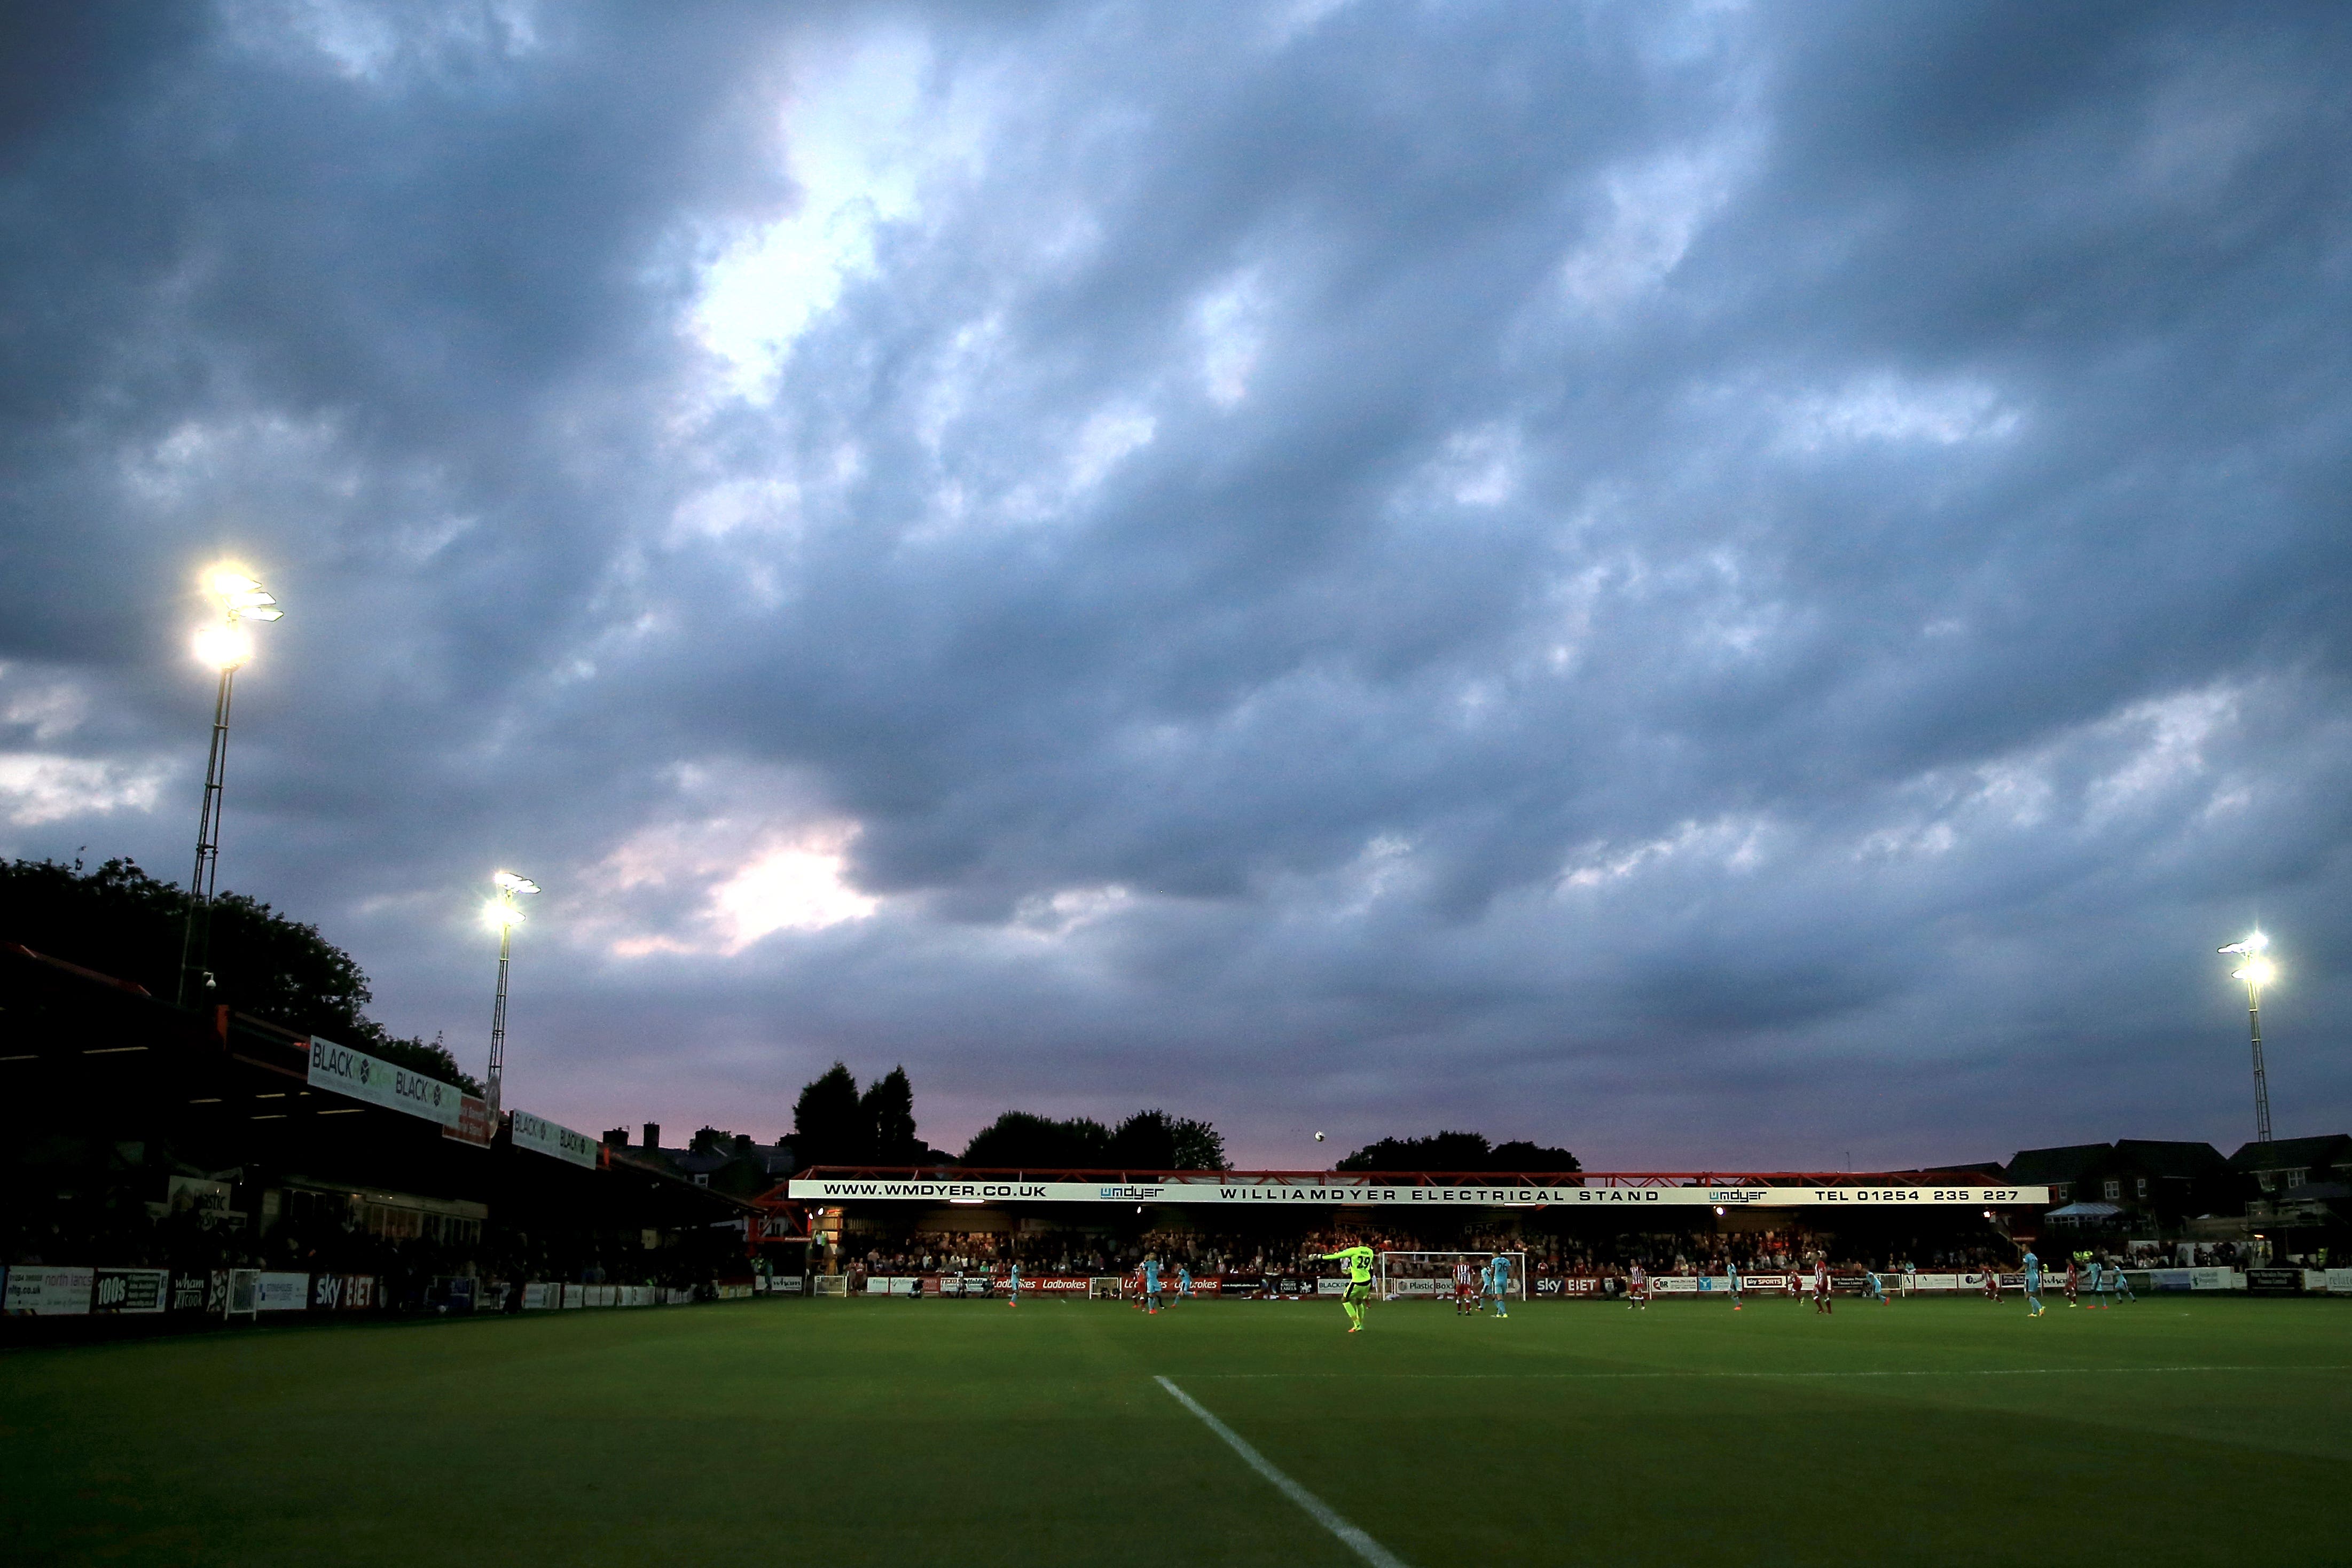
left=1314, top=1132, right=1325, bottom=1141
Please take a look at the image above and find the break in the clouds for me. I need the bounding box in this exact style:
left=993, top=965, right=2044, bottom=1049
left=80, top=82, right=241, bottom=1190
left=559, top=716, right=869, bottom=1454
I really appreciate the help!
left=4, top=0, right=2349, bottom=1168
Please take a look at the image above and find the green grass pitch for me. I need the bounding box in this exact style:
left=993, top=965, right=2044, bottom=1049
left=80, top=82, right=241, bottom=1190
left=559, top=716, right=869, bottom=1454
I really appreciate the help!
left=4, top=1293, right=2345, bottom=1566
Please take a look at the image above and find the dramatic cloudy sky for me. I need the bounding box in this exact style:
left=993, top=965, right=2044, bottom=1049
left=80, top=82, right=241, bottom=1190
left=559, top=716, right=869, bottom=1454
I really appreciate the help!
left=5, top=1, right=2348, bottom=1170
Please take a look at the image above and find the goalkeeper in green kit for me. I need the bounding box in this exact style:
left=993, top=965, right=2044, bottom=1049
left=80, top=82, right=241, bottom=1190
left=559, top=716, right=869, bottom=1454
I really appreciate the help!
left=1323, top=1241, right=1377, bottom=1334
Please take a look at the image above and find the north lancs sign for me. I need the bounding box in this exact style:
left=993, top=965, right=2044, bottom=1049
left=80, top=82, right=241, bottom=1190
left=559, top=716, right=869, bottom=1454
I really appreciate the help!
left=783, top=1178, right=2048, bottom=1208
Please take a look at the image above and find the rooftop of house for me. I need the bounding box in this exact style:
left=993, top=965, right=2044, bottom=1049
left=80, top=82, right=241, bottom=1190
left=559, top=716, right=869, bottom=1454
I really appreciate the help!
left=2005, top=1144, right=2112, bottom=1185
left=2109, top=1139, right=2228, bottom=1179
left=2228, top=1133, right=2350, bottom=1173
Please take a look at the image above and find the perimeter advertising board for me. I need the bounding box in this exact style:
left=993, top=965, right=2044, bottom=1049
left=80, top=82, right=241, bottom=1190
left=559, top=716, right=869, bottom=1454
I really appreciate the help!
left=306, top=1036, right=464, bottom=1127
left=92, top=1268, right=168, bottom=1314
left=787, top=1177, right=2048, bottom=1209
left=4, top=1266, right=93, bottom=1315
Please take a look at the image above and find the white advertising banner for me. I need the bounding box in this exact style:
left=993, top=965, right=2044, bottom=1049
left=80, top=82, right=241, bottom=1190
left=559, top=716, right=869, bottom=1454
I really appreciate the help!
left=786, top=1177, right=2048, bottom=1209
left=306, top=1036, right=464, bottom=1127
left=2326, top=1269, right=2352, bottom=1295
left=510, top=1109, right=600, bottom=1168
left=255, top=1272, right=309, bottom=1312
left=4, top=1266, right=94, bottom=1315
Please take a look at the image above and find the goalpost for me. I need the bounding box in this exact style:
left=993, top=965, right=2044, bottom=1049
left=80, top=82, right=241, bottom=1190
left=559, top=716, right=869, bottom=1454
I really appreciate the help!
left=1088, top=1276, right=1127, bottom=1300
left=1378, top=1251, right=1527, bottom=1302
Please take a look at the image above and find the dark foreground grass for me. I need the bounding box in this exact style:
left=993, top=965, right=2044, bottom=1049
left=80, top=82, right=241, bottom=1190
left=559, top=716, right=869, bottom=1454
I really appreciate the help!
left=3, top=1294, right=2346, bottom=1566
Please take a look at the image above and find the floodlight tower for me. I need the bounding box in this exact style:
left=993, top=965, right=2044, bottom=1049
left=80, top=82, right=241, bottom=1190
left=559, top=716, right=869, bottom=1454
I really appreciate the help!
left=177, top=567, right=283, bottom=1006
left=483, top=871, right=540, bottom=1114
left=2218, top=931, right=2276, bottom=1145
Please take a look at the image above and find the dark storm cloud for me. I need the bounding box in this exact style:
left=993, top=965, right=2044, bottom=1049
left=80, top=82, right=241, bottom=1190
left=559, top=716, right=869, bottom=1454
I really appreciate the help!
left=3, top=0, right=2347, bottom=1169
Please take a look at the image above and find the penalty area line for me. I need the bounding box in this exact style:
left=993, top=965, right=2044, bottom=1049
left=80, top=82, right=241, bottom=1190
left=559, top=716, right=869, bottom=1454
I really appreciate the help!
left=1155, top=1375, right=1409, bottom=1568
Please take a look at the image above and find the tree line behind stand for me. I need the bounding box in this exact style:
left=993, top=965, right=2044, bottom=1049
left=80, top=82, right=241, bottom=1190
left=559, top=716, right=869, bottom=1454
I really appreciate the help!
left=1334, top=1130, right=1579, bottom=1173
left=0, top=855, right=481, bottom=1093
left=789, top=1062, right=1575, bottom=1177
left=789, top=1061, right=1232, bottom=1171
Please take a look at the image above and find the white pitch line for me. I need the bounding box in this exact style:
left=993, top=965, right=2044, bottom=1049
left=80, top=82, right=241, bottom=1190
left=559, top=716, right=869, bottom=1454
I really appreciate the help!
left=1191, top=1365, right=2351, bottom=1382
left=1155, top=1375, right=1410, bottom=1568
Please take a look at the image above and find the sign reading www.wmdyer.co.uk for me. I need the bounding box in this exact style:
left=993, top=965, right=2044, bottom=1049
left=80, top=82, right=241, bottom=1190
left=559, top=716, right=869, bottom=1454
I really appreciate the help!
left=306, top=1037, right=464, bottom=1127
left=785, top=1179, right=2049, bottom=1208
left=511, top=1109, right=600, bottom=1169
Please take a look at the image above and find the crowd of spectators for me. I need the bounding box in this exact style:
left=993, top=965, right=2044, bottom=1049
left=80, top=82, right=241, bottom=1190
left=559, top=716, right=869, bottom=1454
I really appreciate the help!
left=838, top=1221, right=2049, bottom=1281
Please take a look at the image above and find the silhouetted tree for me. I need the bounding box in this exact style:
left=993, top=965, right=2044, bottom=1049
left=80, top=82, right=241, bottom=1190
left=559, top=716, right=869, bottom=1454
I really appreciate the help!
left=962, top=1111, right=1113, bottom=1168
left=0, top=855, right=480, bottom=1092
left=965, top=1108, right=1226, bottom=1170
left=792, top=1062, right=869, bottom=1167
left=1335, top=1131, right=1578, bottom=1173
left=861, top=1065, right=922, bottom=1162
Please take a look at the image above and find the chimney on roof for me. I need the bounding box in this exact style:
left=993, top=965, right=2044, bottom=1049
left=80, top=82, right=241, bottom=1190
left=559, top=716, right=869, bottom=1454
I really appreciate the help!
left=643, top=1122, right=661, bottom=1151
left=605, top=1127, right=629, bottom=1148
left=734, top=1133, right=753, bottom=1155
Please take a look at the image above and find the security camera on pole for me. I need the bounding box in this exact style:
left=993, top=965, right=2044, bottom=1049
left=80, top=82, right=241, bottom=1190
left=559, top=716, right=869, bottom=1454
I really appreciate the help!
left=178, top=566, right=283, bottom=1007
left=483, top=871, right=540, bottom=1115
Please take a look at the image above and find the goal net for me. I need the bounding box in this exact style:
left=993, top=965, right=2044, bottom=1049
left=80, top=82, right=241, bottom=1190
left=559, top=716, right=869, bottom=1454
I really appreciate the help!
left=811, top=1274, right=850, bottom=1298
left=1088, top=1276, right=1127, bottom=1300
left=1378, top=1251, right=1528, bottom=1300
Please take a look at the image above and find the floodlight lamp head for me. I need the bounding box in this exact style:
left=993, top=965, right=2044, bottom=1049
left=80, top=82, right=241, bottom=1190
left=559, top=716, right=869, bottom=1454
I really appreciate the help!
left=493, top=871, right=540, bottom=896
left=2233, top=958, right=2275, bottom=987
left=207, top=568, right=262, bottom=598
left=192, top=622, right=254, bottom=670
left=483, top=898, right=520, bottom=932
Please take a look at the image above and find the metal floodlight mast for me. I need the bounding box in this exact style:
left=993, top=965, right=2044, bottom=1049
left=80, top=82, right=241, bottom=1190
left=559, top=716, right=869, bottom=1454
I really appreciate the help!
left=2218, top=931, right=2276, bottom=1145
left=484, top=872, right=539, bottom=1114
left=177, top=567, right=281, bottom=1007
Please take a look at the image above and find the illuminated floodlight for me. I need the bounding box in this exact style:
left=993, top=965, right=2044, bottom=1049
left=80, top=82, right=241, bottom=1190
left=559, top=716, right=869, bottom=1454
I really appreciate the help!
left=192, top=622, right=255, bottom=670
left=494, top=871, right=541, bottom=896
left=2221, top=929, right=2280, bottom=1146
left=482, top=897, right=521, bottom=932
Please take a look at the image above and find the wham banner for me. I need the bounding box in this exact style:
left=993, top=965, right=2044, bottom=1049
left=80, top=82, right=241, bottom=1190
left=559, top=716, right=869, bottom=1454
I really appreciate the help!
left=786, top=1178, right=2048, bottom=1208
left=305, top=1036, right=465, bottom=1127
left=511, top=1109, right=600, bottom=1168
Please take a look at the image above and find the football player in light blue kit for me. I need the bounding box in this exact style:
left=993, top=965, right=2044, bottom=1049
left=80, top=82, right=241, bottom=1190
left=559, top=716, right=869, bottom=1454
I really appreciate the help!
left=1176, top=1263, right=1193, bottom=1303
left=2084, top=1257, right=2105, bottom=1308
left=1142, top=1256, right=1163, bottom=1315
left=1485, top=1252, right=1512, bottom=1319
left=2111, top=1258, right=2136, bottom=1303
left=1005, top=1260, right=1021, bottom=1306
left=2021, top=1249, right=2044, bottom=1318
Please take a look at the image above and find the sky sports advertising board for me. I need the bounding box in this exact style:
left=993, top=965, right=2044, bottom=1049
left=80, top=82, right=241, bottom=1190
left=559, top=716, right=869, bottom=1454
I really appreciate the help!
left=785, top=1179, right=2049, bottom=1208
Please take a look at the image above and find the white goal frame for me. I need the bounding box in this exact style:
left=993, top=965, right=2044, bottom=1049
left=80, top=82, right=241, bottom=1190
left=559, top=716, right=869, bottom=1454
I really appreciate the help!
left=1088, top=1275, right=1127, bottom=1300
left=811, top=1274, right=850, bottom=1298
left=1378, top=1250, right=1527, bottom=1300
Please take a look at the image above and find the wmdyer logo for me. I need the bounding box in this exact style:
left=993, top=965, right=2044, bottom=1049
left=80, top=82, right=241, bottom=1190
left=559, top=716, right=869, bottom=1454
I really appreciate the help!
left=1708, top=1189, right=1767, bottom=1204
left=1098, top=1186, right=1163, bottom=1201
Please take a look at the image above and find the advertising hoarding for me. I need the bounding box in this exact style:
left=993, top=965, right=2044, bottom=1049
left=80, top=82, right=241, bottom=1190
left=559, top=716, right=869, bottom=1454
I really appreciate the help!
left=4, top=1266, right=93, bottom=1315
left=786, top=1177, right=2047, bottom=1209
left=511, top=1109, right=600, bottom=1168
left=306, top=1036, right=463, bottom=1127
